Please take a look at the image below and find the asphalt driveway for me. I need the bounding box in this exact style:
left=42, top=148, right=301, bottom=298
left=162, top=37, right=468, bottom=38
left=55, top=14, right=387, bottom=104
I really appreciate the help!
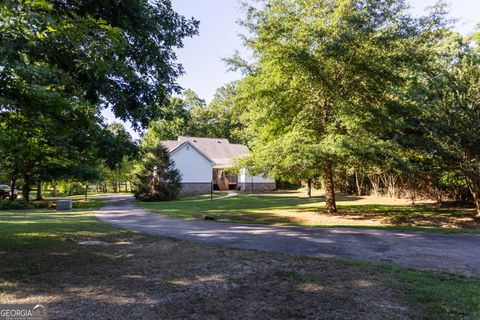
left=96, top=198, right=480, bottom=274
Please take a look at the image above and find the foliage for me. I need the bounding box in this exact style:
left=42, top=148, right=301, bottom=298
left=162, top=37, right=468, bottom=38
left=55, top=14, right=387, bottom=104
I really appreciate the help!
left=31, top=201, right=56, bottom=209
left=0, top=199, right=32, bottom=210
left=143, top=85, right=245, bottom=148
left=0, top=0, right=199, bottom=127
left=59, top=182, right=86, bottom=196
left=231, top=0, right=446, bottom=212
left=132, top=145, right=181, bottom=201
left=422, top=35, right=480, bottom=215
left=0, top=0, right=196, bottom=201
left=100, top=123, right=138, bottom=170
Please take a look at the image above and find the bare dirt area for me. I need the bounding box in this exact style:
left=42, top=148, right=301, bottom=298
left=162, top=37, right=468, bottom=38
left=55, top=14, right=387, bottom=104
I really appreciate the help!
left=1, top=206, right=479, bottom=319
left=0, top=232, right=436, bottom=319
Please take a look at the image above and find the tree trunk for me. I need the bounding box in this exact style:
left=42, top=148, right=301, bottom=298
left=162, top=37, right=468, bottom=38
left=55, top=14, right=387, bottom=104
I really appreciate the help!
left=369, top=174, right=380, bottom=198
left=410, top=187, right=416, bottom=205
left=36, top=179, right=43, bottom=201
left=307, top=179, right=312, bottom=197
left=355, top=172, right=363, bottom=196
left=409, top=178, right=416, bottom=205
left=474, top=197, right=480, bottom=218
left=9, top=176, right=16, bottom=200
left=464, top=169, right=480, bottom=218
left=323, top=165, right=337, bottom=213
left=469, top=184, right=480, bottom=218
left=22, top=172, right=32, bottom=203
left=52, top=180, right=57, bottom=198
left=84, top=182, right=88, bottom=201
left=433, top=186, right=443, bottom=205
left=381, top=173, right=397, bottom=200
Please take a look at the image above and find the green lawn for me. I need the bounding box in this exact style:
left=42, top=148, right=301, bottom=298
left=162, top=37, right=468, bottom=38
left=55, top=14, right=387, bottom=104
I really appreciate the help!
left=137, top=191, right=480, bottom=233
left=25, top=192, right=132, bottom=200
left=177, top=191, right=228, bottom=201
left=0, top=201, right=112, bottom=251
left=0, top=206, right=479, bottom=318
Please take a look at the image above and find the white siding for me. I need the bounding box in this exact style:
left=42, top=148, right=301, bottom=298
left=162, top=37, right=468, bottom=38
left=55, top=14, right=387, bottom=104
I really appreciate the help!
left=170, top=144, right=213, bottom=183
left=239, top=168, right=275, bottom=183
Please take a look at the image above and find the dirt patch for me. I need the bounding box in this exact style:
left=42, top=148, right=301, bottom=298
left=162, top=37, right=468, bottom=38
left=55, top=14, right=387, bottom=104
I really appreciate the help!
left=0, top=232, right=418, bottom=319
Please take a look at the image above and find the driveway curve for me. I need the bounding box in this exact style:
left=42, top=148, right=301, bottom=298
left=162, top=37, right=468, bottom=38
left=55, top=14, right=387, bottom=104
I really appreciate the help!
left=96, top=198, right=480, bottom=275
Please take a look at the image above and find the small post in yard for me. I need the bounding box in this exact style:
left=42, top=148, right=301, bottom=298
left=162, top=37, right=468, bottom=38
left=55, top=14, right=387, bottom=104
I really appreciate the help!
left=115, top=163, right=120, bottom=193
left=251, top=176, right=254, bottom=195
left=84, top=181, right=88, bottom=201
left=211, top=180, right=213, bottom=201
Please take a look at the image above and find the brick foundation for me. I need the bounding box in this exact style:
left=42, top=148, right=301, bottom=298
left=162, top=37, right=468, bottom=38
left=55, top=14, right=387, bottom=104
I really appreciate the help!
left=180, top=183, right=212, bottom=195
left=238, top=182, right=276, bottom=193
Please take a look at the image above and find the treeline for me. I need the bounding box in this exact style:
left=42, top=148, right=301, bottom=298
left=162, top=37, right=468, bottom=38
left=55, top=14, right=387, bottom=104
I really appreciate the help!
left=321, top=171, right=471, bottom=206
left=141, top=86, right=244, bottom=148
left=134, top=1, right=480, bottom=217
left=2, top=0, right=479, bottom=217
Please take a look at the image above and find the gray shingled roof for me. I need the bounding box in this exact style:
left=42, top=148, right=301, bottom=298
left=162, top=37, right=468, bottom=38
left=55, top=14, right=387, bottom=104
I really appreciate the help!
left=161, top=136, right=249, bottom=168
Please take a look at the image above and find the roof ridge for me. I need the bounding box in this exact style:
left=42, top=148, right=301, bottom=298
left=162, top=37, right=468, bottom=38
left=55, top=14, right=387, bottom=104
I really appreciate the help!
left=178, top=136, right=230, bottom=143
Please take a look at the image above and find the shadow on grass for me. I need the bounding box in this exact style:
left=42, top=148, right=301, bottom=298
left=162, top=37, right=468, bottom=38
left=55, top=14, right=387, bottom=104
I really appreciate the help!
left=337, top=203, right=478, bottom=229
left=1, top=219, right=479, bottom=319
left=139, top=194, right=479, bottom=232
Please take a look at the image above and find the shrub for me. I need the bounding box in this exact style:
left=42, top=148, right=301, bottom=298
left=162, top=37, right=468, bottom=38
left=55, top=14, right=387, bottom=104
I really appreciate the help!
left=57, top=181, right=85, bottom=196
left=132, top=145, right=182, bottom=201
left=66, top=182, right=86, bottom=196
left=32, top=201, right=56, bottom=209
left=0, top=200, right=33, bottom=210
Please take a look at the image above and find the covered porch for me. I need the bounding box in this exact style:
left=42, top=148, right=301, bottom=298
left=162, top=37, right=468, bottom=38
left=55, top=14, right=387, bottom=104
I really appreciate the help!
left=213, top=168, right=238, bottom=191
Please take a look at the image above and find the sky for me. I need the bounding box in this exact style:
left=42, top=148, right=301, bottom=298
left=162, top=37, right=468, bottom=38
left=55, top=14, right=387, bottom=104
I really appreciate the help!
left=105, top=0, right=480, bottom=139
left=171, top=0, right=479, bottom=103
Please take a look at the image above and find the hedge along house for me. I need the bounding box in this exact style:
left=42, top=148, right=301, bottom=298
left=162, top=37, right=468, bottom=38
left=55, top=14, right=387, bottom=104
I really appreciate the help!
left=161, top=137, right=276, bottom=195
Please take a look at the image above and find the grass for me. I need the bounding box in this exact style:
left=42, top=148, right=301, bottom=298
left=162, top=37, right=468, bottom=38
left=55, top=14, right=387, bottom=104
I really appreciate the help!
left=137, top=191, right=480, bottom=233
left=177, top=191, right=228, bottom=201
left=0, top=200, right=110, bottom=250
left=0, top=207, right=479, bottom=319
left=25, top=192, right=131, bottom=200
left=58, top=192, right=131, bottom=199
left=344, top=260, right=480, bottom=319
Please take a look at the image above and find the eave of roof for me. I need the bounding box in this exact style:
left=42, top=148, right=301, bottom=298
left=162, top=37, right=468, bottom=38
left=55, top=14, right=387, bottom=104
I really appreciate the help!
left=169, top=140, right=216, bottom=166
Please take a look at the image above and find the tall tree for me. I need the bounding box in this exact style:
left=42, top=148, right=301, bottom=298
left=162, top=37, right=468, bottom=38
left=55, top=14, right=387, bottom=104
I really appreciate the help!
left=0, top=0, right=197, bottom=200
left=424, top=34, right=480, bottom=216
left=233, top=0, right=445, bottom=212
left=132, top=145, right=181, bottom=201
left=0, top=0, right=198, bottom=127
left=143, top=86, right=244, bottom=147
left=100, top=122, right=138, bottom=170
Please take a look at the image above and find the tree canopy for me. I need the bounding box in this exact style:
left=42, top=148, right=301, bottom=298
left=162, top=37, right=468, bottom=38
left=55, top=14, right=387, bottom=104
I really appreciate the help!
left=1, top=0, right=198, bottom=127
left=231, top=0, right=448, bottom=212
left=143, top=86, right=245, bottom=149
left=0, top=0, right=198, bottom=201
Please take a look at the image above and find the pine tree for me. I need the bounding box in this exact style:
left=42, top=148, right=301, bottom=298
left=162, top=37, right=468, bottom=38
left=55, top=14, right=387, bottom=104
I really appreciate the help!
left=133, top=145, right=181, bottom=201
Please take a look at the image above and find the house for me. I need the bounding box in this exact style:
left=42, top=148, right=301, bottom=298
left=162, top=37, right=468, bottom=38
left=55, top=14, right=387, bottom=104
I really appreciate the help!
left=161, top=136, right=276, bottom=195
